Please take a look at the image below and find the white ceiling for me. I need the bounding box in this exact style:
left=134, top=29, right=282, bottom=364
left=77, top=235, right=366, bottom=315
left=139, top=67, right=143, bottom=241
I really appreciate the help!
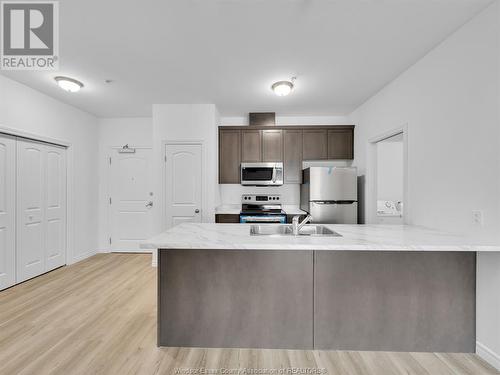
left=1, top=0, right=493, bottom=118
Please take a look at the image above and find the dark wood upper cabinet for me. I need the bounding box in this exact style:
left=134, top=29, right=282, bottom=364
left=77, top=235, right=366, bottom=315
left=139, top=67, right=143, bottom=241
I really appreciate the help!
left=218, top=125, right=354, bottom=184
left=283, top=129, right=303, bottom=184
left=327, top=129, right=354, bottom=159
left=262, top=130, right=283, bottom=162
left=219, top=129, right=241, bottom=184
left=302, top=129, right=328, bottom=160
left=241, top=130, right=262, bottom=162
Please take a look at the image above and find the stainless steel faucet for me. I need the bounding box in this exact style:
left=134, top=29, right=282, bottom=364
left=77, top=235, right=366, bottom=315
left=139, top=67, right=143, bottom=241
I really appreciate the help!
left=292, top=215, right=312, bottom=235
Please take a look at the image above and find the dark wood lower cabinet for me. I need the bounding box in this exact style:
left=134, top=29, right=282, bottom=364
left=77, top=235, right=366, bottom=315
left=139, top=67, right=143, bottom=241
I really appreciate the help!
left=215, top=214, right=240, bottom=223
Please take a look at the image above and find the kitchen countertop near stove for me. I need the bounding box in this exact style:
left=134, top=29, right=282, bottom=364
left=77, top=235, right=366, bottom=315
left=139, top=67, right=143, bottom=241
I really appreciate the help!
left=215, top=204, right=241, bottom=215
left=215, top=204, right=307, bottom=216
left=141, top=223, right=500, bottom=252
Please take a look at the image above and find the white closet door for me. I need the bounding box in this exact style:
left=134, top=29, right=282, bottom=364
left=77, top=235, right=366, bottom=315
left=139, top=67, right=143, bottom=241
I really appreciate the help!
left=45, top=145, right=66, bottom=271
left=0, top=134, right=16, bottom=290
left=16, top=139, right=46, bottom=282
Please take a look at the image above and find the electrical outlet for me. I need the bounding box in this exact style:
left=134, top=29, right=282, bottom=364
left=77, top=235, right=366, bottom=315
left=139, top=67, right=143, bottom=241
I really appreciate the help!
left=472, top=210, right=484, bottom=226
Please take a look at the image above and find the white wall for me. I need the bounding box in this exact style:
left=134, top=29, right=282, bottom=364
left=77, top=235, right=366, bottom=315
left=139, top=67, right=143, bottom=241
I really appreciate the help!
left=97, top=117, right=152, bottom=250
left=152, top=104, right=219, bottom=233
left=350, top=2, right=500, bottom=241
left=0, top=74, right=99, bottom=263
left=348, top=2, right=500, bottom=367
left=221, top=115, right=350, bottom=126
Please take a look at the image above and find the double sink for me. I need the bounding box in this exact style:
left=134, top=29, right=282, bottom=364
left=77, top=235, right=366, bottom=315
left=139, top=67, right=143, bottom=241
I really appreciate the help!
left=250, top=224, right=341, bottom=237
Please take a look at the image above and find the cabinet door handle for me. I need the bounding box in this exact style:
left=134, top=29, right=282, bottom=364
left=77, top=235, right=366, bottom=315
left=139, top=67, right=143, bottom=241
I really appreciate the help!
left=146, top=201, right=153, bottom=208
left=195, top=209, right=200, bottom=214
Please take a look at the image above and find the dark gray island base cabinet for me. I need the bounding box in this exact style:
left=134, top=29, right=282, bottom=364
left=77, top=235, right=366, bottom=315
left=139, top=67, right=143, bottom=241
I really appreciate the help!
left=158, top=249, right=476, bottom=353
left=158, top=249, right=314, bottom=349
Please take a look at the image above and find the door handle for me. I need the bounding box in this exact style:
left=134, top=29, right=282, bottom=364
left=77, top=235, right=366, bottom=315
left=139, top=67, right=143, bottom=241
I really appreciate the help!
left=146, top=201, right=153, bottom=208
left=195, top=209, right=200, bottom=214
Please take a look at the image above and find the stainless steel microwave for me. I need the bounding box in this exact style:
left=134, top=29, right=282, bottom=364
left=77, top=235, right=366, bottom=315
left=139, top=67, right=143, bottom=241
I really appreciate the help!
left=240, top=162, right=284, bottom=186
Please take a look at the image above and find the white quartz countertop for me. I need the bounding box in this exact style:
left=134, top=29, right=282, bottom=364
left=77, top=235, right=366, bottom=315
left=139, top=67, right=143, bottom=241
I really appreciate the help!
left=282, top=205, right=308, bottom=215
left=215, top=204, right=240, bottom=215
left=215, top=205, right=307, bottom=215
left=141, top=223, right=500, bottom=252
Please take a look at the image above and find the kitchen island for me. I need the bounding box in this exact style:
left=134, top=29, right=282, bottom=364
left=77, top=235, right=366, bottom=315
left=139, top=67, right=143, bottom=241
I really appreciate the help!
left=141, top=223, right=500, bottom=353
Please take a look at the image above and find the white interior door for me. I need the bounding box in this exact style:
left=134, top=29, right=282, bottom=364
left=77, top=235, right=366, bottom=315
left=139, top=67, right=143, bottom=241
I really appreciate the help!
left=17, top=139, right=46, bottom=282
left=0, top=134, right=16, bottom=290
left=165, top=143, right=202, bottom=228
left=45, top=145, right=67, bottom=271
left=16, top=140, right=67, bottom=282
left=109, top=148, right=153, bottom=252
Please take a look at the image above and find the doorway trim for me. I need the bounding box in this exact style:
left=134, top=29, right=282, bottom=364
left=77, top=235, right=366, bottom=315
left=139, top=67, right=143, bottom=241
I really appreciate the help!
left=105, top=145, right=153, bottom=253
left=0, top=125, right=75, bottom=265
left=162, top=140, right=204, bottom=231
left=366, top=123, right=409, bottom=224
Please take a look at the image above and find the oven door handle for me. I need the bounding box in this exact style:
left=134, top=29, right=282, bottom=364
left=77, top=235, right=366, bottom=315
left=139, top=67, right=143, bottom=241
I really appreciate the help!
left=248, top=217, right=280, bottom=222
left=240, top=215, right=286, bottom=223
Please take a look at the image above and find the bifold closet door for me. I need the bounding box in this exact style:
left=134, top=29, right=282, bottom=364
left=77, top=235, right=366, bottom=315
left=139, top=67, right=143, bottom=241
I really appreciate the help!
left=17, top=139, right=67, bottom=283
left=0, top=134, right=16, bottom=290
left=17, top=139, right=46, bottom=282
left=45, top=145, right=67, bottom=271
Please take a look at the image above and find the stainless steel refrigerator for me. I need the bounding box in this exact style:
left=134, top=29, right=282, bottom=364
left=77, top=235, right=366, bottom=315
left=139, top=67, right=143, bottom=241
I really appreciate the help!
left=300, top=167, right=358, bottom=224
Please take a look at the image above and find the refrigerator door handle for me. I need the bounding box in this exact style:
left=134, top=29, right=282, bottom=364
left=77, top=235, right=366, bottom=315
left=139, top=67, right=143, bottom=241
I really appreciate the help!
left=312, top=201, right=357, bottom=205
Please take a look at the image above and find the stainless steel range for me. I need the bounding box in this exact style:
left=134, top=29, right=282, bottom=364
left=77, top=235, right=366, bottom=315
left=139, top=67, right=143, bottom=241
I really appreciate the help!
left=239, top=194, right=287, bottom=224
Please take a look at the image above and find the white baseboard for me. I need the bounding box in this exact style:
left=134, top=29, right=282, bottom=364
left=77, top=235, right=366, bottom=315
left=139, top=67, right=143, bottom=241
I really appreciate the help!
left=477, top=341, right=500, bottom=371
left=151, top=248, right=158, bottom=267
left=71, top=249, right=97, bottom=264
left=96, top=248, right=110, bottom=254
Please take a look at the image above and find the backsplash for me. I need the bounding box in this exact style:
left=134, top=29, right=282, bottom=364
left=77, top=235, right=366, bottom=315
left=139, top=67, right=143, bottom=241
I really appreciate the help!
left=219, top=184, right=300, bottom=205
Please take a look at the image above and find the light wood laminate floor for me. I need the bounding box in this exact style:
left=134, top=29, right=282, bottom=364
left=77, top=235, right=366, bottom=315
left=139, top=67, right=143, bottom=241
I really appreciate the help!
left=0, top=253, right=498, bottom=375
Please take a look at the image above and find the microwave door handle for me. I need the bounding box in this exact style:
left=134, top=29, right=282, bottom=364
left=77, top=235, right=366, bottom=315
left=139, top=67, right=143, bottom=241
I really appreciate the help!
left=272, top=166, right=276, bottom=183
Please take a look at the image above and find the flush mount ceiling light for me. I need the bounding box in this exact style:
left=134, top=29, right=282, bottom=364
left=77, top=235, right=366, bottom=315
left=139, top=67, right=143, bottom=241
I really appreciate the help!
left=271, top=78, right=295, bottom=97
left=54, top=76, right=84, bottom=93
